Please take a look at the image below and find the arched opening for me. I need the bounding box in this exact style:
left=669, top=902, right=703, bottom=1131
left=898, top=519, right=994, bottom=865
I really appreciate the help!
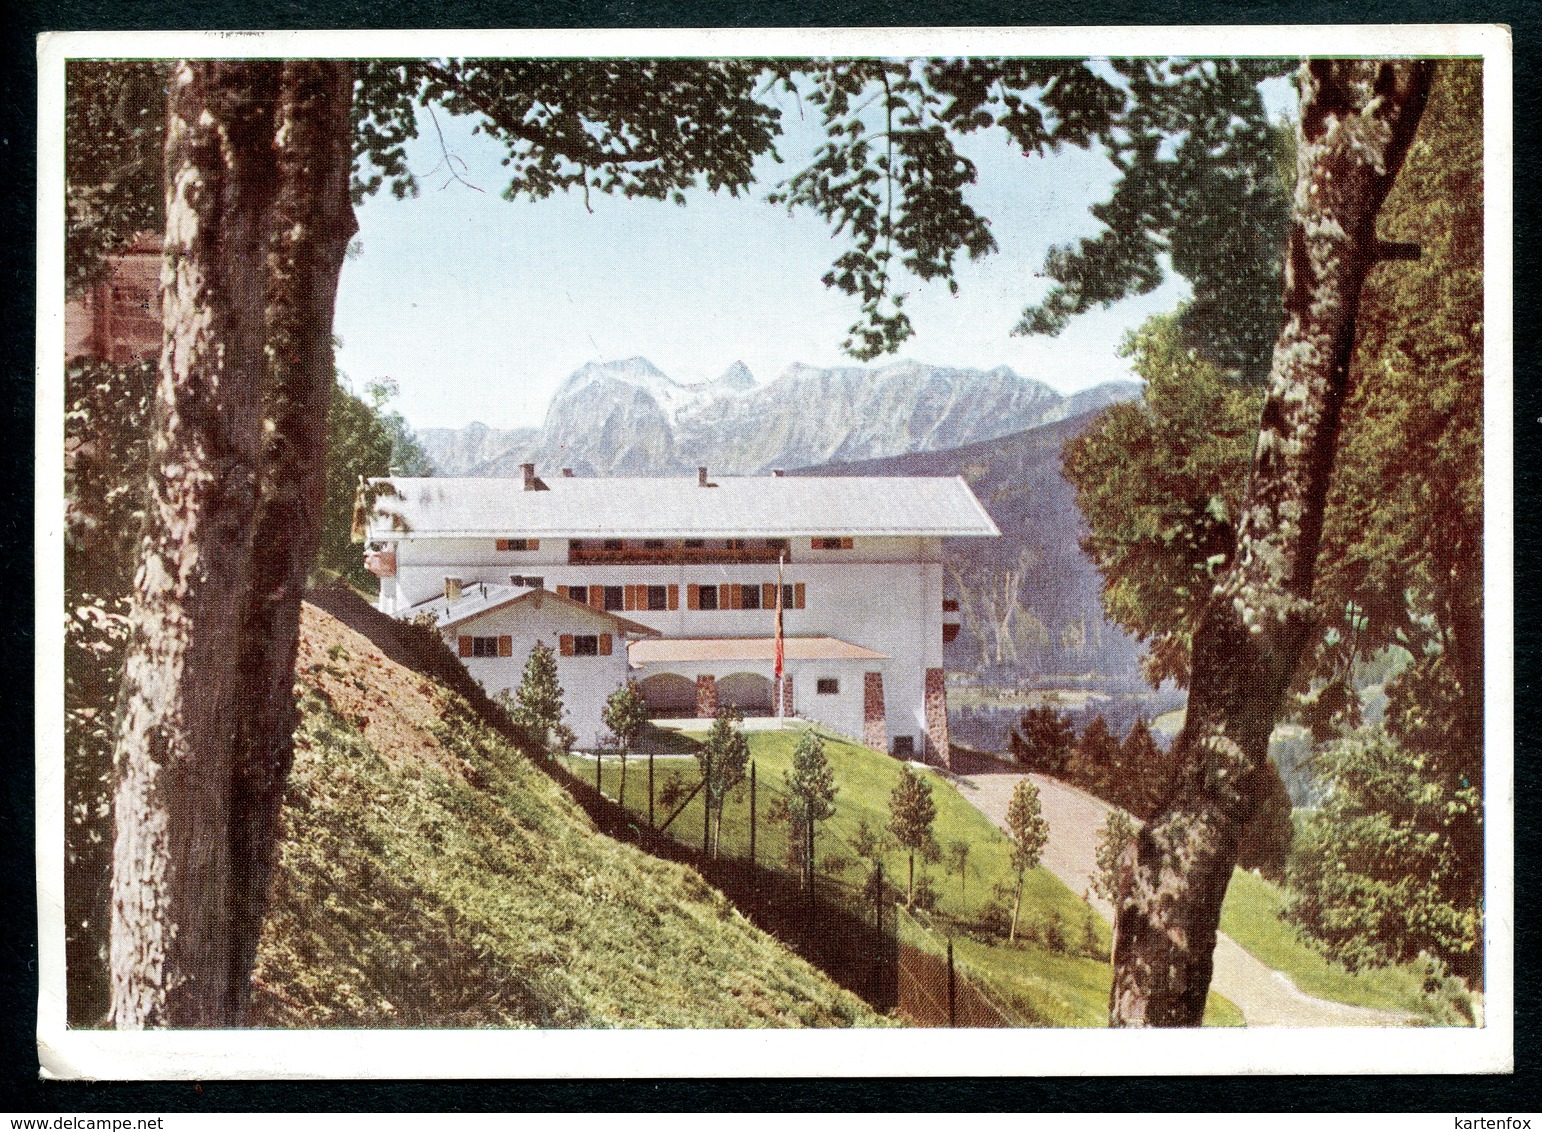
left=638, top=672, right=697, bottom=718
left=717, top=671, right=774, bottom=716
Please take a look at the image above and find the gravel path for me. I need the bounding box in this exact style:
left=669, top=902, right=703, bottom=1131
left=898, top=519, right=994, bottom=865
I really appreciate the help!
left=956, top=770, right=1416, bottom=1028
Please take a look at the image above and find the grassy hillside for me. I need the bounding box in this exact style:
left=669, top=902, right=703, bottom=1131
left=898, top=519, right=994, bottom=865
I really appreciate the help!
left=564, top=725, right=1241, bottom=1027
left=248, top=606, right=884, bottom=1028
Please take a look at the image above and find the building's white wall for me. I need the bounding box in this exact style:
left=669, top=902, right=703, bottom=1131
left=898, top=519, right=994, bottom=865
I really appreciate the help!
left=385, top=532, right=956, bottom=752
left=633, top=657, right=875, bottom=746
left=443, top=597, right=634, bottom=749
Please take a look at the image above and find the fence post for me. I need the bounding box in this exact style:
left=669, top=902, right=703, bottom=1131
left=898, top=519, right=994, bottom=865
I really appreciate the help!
left=595, top=749, right=602, bottom=795
left=947, top=937, right=957, bottom=1028
left=648, top=750, right=655, bottom=828
left=748, top=760, right=757, bottom=867
left=702, top=749, right=712, bottom=856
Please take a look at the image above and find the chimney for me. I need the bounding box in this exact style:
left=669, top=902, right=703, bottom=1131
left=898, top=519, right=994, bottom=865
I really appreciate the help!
left=444, top=576, right=463, bottom=603
left=561, top=468, right=574, bottom=477
left=772, top=469, right=785, bottom=477
left=522, top=463, right=537, bottom=491
left=698, top=466, right=709, bottom=487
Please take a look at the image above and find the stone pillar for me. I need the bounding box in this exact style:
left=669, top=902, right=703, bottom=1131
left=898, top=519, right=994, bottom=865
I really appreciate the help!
left=863, top=671, right=887, bottom=752
left=923, top=667, right=950, bottom=769
left=778, top=675, right=794, bottom=717
left=696, top=674, right=717, bottom=718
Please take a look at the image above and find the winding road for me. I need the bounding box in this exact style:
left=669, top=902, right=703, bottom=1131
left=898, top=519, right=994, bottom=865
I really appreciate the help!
left=956, top=770, right=1417, bottom=1027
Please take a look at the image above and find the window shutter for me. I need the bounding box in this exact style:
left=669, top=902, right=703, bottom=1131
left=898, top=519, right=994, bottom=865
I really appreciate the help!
left=589, top=587, right=603, bottom=609
left=624, top=584, right=637, bottom=611
left=496, top=538, right=509, bottom=552
left=668, top=584, right=680, bottom=610
left=795, top=582, right=806, bottom=609
left=841, top=537, right=853, bottom=550
left=498, top=635, right=512, bottom=658
left=528, top=539, right=539, bottom=551
left=763, top=582, right=776, bottom=608
left=598, top=633, right=613, bottom=656
left=555, top=585, right=568, bottom=600
left=724, top=584, right=737, bottom=610
left=687, top=584, right=700, bottom=610
left=810, top=538, right=821, bottom=550
left=560, top=634, right=575, bottom=657
left=458, top=635, right=472, bottom=658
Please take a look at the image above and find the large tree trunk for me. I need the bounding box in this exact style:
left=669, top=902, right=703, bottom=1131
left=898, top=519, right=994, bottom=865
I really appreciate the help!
left=1107, top=60, right=1434, bottom=1027
left=110, top=61, right=356, bottom=1028
left=228, top=61, right=358, bottom=1019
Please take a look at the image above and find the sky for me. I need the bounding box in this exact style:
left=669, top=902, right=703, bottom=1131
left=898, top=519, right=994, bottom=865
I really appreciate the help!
left=332, top=73, right=1293, bottom=433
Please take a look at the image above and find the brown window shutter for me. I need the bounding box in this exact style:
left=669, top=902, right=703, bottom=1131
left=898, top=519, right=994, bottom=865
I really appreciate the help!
left=795, top=582, right=806, bottom=609
left=725, top=584, right=737, bottom=610
left=668, top=584, right=680, bottom=610
left=589, top=587, right=603, bottom=609
left=555, top=585, right=568, bottom=600
left=560, top=634, right=575, bottom=657
left=598, top=633, right=613, bottom=656
left=687, top=584, right=700, bottom=610
left=498, top=635, right=513, bottom=657
left=842, top=537, right=853, bottom=550
left=528, top=538, right=539, bottom=551
left=764, top=582, right=776, bottom=608
left=496, top=538, right=509, bottom=552
left=458, top=635, right=472, bottom=658
left=624, top=584, right=636, bottom=611
left=810, top=538, right=821, bottom=550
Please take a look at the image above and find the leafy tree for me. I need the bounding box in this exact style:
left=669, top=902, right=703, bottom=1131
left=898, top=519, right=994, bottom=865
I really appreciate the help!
left=1062, top=313, right=1264, bottom=688
left=1010, top=706, right=1075, bottom=773
left=81, top=58, right=789, bottom=1026
left=1107, top=61, right=1435, bottom=1026
left=363, top=378, right=434, bottom=476
left=603, top=680, right=651, bottom=810
left=317, top=378, right=396, bottom=589
left=1286, top=727, right=1481, bottom=981
left=946, top=839, right=972, bottom=901
left=888, top=765, right=937, bottom=907
left=1004, top=779, right=1050, bottom=943
left=1120, top=718, right=1169, bottom=819
left=1092, top=810, right=1139, bottom=906
left=1017, top=59, right=1295, bottom=384
left=1067, top=715, right=1122, bottom=799
left=783, top=730, right=839, bottom=889
left=699, top=708, right=751, bottom=858
left=510, top=641, right=566, bottom=756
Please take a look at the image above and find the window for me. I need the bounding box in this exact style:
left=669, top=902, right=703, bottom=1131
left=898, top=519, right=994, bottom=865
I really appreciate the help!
left=698, top=585, right=719, bottom=611
left=511, top=575, right=544, bottom=589
left=892, top=736, right=915, bottom=757
left=683, top=539, right=705, bottom=549
left=573, top=634, right=599, bottom=657
left=812, top=537, right=853, bottom=550
left=603, top=586, right=625, bottom=611
left=459, top=635, right=512, bottom=659
left=726, top=538, right=745, bottom=550
left=942, top=598, right=960, bottom=613
left=816, top=678, right=840, bottom=695
left=643, top=539, right=666, bottom=549
left=603, top=538, right=625, bottom=551
left=771, top=583, right=806, bottom=610
left=569, top=539, right=587, bottom=550
left=766, top=538, right=789, bottom=551
left=647, top=585, right=669, bottom=611
left=740, top=584, right=760, bottom=610
left=496, top=538, right=538, bottom=552
left=567, top=585, right=587, bottom=605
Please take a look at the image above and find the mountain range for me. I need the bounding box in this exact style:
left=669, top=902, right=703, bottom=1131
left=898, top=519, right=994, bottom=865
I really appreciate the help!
left=416, top=357, right=1141, bottom=478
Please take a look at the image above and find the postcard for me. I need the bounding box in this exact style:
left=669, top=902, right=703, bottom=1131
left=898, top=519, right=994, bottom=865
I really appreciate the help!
left=37, top=24, right=1513, bottom=1079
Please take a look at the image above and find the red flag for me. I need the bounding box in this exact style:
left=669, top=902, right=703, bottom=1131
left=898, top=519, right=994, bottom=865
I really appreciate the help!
left=774, top=553, right=785, bottom=680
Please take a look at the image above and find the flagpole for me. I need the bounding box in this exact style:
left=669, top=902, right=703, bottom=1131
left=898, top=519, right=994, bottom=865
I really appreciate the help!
left=775, top=552, right=785, bottom=726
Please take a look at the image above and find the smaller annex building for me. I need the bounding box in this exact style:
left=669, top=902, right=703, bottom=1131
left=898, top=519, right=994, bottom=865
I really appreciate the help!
left=418, top=582, right=659, bottom=748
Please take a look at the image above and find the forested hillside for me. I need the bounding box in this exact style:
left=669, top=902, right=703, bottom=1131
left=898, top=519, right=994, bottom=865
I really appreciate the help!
left=794, top=412, right=1146, bottom=684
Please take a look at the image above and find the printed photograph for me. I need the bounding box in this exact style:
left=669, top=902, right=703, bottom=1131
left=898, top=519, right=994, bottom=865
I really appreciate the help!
left=46, top=30, right=1506, bottom=1070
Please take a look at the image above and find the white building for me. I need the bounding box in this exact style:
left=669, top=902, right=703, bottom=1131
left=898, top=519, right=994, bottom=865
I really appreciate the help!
left=362, top=466, right=998, bottom=764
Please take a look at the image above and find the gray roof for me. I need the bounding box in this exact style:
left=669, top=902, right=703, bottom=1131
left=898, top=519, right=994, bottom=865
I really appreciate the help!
left=367, top=475, right=1000, bottom=539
